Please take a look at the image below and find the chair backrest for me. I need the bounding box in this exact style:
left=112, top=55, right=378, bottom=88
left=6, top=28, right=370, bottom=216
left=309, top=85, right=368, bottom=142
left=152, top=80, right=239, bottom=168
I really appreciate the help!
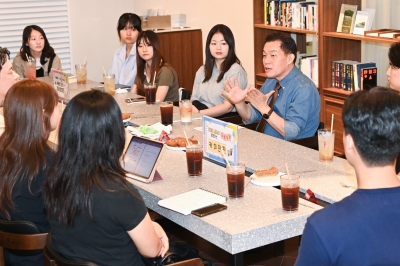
left=44, top=234, right=98, bottom=266
left=169, top=258, right=204, bottom=266
left=0, top=219, right=47, bottom=261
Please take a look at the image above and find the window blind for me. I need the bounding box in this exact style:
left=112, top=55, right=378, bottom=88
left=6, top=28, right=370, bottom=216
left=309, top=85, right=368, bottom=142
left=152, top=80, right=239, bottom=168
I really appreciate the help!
left=0, top=0, right=72, bottom=73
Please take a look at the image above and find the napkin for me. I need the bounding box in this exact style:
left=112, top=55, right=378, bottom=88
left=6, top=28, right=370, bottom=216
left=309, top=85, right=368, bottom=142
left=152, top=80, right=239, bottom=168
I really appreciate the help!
left=116, top=88, right=128, bottom=94
left=127, top=122, right=172, bottom=139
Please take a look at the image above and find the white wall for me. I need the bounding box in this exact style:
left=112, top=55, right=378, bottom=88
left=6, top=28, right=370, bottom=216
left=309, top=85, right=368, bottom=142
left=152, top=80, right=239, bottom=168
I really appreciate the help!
left=133, top=0, right=255, bottom=85
left=69, top=0, right=134, bottom=81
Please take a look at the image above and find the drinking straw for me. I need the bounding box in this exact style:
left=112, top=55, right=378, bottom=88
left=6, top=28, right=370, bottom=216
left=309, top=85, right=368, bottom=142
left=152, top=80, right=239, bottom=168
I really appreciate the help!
left=331, top=114, right=334, bottom=133
left=25, top=53, right=30, bottom=62
left=102, top=66, right=106, bottom=75
left=221, top=149, right=231, bottom=168
left=285, top=162, right=291, bottom=179
left=152, top=71, right=157, bottom=84
left=83, top=56, right=87, bottom=65
left=183, top=130, right=191, bottom=148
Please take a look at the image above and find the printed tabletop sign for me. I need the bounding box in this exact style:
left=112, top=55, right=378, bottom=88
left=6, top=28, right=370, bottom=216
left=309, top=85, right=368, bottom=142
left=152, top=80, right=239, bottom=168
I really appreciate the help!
left=51, top=69, right=69, bottom=103
left=202, top=115, right=238, bottom=165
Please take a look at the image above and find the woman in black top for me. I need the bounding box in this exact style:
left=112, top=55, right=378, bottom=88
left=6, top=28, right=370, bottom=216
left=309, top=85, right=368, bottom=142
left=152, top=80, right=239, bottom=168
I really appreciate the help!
left=0, top=79, right=60, bottom=265
left=44, top=91, right=168, bottom=265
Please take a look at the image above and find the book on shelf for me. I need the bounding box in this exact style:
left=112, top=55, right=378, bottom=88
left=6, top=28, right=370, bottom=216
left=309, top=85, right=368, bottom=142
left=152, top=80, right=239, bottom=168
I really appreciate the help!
left=264, top=1, right=318, bottom=30
left=337, top=4, right=358, bottom=34
left=299, top=55, right=318, bottom=87
left=158, top=188, right=227, bottom=215
left=280, top=1, right=287, bottom=27
left=331, top=60, right=359, bottom=90
left=286, top=2, right=293, bottom=27
left=307, top=4, right=318, bottom=31
left=271, top=1, right=280, bottom=26
left=264, top=0, right=271, bottom=25
left=291, top=2, right=301, bottom=28
left=352, top=11, right=369, bottom=36
left=360, top=67, right=377, bottom=91
left=361, top=8, right=375, bottom=31
left=364, top=29, right=400, bottom=38
left=354, top=62, right=376, bottom=91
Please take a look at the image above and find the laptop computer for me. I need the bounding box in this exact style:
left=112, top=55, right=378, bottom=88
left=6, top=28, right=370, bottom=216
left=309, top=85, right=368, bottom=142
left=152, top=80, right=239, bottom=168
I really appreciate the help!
left=122, top=136, right=165, bottom=183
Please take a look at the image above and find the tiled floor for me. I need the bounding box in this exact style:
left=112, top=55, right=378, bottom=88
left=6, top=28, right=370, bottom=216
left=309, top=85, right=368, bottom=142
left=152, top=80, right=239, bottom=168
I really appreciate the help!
left=156, top=215, right=300, bottom=266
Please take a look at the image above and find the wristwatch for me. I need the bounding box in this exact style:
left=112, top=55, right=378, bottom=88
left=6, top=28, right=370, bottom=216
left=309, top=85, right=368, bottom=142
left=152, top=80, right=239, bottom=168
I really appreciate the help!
left=262, top=108, right=273, bottom=120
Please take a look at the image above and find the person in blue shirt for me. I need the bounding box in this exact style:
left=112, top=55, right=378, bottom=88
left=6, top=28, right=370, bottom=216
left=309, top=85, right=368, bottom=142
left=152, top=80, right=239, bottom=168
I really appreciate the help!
left=109, top=13, right=142, bottom=87
left=295, top=87, right=400, bottom=265
left=222, top=33, right=320, bottom=140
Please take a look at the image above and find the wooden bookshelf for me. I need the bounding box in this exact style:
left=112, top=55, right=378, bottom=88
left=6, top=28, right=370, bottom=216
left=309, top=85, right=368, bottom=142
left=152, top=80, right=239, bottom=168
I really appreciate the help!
left=253, top=0, right=394, bottom=155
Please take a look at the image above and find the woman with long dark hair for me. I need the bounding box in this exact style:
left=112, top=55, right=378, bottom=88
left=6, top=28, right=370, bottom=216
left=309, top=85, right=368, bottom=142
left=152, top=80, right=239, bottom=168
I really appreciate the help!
left=43, top=90, right=168, bottom=265
left=0, top=79, right=60, bottom=265
left=110, top=13, right=142, bottom=86
left=12, top=25, right=62, bottom=78
left=133, top=30, right=179, bottom=102
left=191, top=24, right=247, bottom=118
left=387, top=42, right=400, bottom=174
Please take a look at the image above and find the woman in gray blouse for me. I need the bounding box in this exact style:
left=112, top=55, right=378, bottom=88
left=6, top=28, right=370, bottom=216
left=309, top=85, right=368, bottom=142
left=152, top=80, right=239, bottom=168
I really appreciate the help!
left=191, top=24, right=247, bottom=118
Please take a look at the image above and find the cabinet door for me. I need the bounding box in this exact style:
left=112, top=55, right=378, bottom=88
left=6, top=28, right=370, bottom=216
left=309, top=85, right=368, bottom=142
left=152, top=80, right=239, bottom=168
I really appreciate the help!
left=322, top=95, right=346, bottom=155
left=157, top=30, right=203, bottom=94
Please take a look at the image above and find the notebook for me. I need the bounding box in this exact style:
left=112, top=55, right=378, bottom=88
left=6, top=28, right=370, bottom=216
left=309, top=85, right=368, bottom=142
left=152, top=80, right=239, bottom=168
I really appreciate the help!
left=158, top=188, right=227, bottom=215
left=122, top=136, right=165, bottom=183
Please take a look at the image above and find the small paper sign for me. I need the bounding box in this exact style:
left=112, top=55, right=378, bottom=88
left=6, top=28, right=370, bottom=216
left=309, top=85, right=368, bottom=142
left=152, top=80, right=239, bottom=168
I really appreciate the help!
left=202, top=115, right=238, bottom=164
left=51, top=69, right=69, bottom=103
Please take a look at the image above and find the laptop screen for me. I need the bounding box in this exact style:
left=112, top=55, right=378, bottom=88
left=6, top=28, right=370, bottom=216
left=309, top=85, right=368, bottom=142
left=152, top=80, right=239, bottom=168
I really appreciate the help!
left=123, top=136, right=164, bottom=180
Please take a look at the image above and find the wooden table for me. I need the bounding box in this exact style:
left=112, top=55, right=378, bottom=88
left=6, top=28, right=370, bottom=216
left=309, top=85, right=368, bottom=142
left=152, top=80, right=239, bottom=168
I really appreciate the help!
left=39, top=77, right=355, bottom=265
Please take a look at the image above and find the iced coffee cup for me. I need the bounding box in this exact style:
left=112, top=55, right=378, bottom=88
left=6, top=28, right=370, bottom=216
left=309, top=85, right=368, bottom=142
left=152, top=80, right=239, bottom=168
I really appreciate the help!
left=75, top=64, right=87, bottom=84
left=186, top=144, right=203, bottom=177
left=144, top=83, right=156, bottom=104
left=160, top=101, right=173, bottom=125
left=318, top=129, right=335, bottom=162
left=103, top=74, right=116, bottom=95
left=25, top=58, right=36, bottom=79
left=179, top=99, right=192, bottom=125
left=226, top=163, right=245, bottom=198
left=280, top=175, right=300, bottom=212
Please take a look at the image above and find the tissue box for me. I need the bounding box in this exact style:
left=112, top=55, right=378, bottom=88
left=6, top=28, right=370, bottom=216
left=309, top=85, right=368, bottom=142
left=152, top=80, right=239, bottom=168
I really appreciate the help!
left=147, top=14, right=186, bottom=29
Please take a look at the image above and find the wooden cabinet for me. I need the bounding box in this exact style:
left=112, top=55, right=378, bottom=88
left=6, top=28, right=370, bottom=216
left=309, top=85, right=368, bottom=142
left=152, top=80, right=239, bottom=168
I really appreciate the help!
left=253, top=0, right=398, bottom=155
left=156, top=30, right=203, bottom=94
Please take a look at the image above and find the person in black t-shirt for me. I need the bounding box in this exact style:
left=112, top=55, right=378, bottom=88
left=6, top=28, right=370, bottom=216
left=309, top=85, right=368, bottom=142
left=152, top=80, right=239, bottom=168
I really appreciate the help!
left=44, top=90, right=169, bottom=266
left=0, top=79, right=60, bottom=265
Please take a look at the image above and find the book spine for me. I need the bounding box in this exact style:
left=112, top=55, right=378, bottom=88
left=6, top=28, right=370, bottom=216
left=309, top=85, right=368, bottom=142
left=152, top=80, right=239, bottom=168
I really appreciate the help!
left=344, top=64, right=349, bottom=90
left=264, top=0, right=268, bottom=24
left=335, top=62, right=340, bottom=88
left=331, top=61, right=336, bottom=87
left=349, top=64, right=354, bottom=91
left=353, top=63, right=359, bottom=91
